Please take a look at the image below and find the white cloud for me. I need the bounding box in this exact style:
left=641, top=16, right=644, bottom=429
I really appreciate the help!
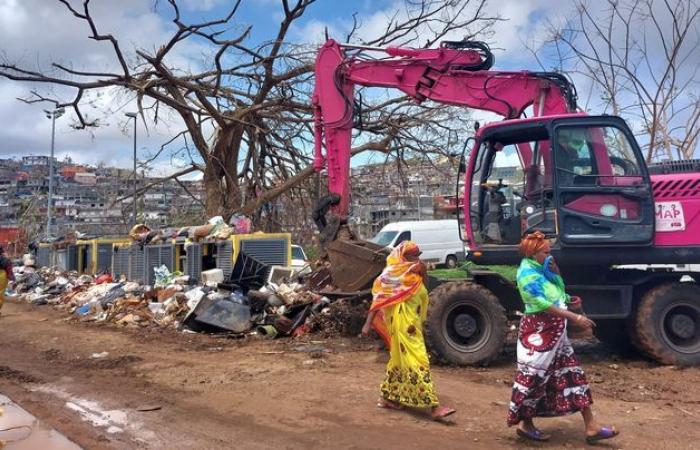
left=180, top=0, right=227, bottom=11
left=0, top=0, right=212, bottom=169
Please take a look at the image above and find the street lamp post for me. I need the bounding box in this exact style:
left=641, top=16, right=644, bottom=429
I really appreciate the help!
left=125, top=112, right=138, bottom=226
left=44, top=107, right=65, bottom=239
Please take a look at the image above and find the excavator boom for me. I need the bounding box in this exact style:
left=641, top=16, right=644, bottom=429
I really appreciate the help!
left=312, top=39, right=577, bottom=216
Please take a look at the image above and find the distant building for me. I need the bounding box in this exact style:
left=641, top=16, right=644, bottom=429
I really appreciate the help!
left=21, top=155, right=56, bottom=167
left=74, top=172, right=97, bottom=185
left=0, top=155, right=206, bottom=236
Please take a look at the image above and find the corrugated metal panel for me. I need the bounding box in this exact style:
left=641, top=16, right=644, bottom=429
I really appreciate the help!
left=160, top=245, right=174, bottom=272
left=112, top=246, right=130, bottom=279
left=216, top=240, right=234, bottom=277
left=240, top=238, right=288, bottom=266
left=37, top=247, right=51, bottom=268
left=55, top=249, right=67, bottom=271
left=185, top=243, right=202, bottom=282
left=67, top=246, right=78, bottom=271
left=145, top=245, right=161, bottom=285
left=85, top=245, right=94, bottom=274
left=144, top=244, right=175, bottom=285
left=128, top=245, right=146, bottom=284
left=96, top=243, right=112, bottom=273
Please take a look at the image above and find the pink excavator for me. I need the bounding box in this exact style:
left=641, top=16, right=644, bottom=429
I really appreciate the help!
left=312, top=39, right=700, bottom=366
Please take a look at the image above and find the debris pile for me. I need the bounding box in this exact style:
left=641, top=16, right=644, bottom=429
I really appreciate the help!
left=127, top=215, right=252, bottom=246
left=10, top=257, right=371, bottom=340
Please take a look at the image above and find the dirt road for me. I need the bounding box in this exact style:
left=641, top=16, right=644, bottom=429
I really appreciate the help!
left=1, top=300, right=699, bottom=449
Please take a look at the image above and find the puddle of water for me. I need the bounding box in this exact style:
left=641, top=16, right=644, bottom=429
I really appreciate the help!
left=31, top=386, right=155, bottom=442
left=0, top=393, right=81, bottom=450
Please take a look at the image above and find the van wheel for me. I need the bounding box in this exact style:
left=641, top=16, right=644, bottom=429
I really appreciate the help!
left=445, top=255, right=459, bottom=269
left=425, top=281, right=507, bottom=366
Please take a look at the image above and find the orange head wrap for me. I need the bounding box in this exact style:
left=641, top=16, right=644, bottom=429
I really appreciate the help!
left=519, top=231, right=548, bottom=257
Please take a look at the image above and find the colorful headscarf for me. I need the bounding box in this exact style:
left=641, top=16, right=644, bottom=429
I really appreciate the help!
left=369, top=241, right=424, bottom=313
left=519, top=231, right=548, bottom=257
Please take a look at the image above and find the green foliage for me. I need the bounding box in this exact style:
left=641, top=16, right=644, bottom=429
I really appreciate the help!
left=462, top=261, right=517, bottom=283
left=428, top=268, right=469, bottom=280
left=304, top=245, right=319, bottom=261
left=428, top=263, right=517, bottom=282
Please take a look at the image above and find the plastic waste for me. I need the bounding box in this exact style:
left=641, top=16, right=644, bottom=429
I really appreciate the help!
left=148, top=302, right=166, bottom=317
left=95, top=273, right=113, bottom=284
left=153, top=265, right=173, bottom=288
left=185, top=287, right=206, bottom=310
left=256, top=325, right=278, bottom=338
left=230, top=290, right=247, bottom=305
left=311, top=296, right=331, bottom=315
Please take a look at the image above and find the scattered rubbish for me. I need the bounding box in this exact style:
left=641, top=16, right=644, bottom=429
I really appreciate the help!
left=94, top=273, right=113, bottom=284
left=153, top=265, right=175, bottom=288
left=90, top=352, right=109, bottom=359
left=135, top=404, right=162, bottom=412
left=11, top=241, right=374, bottom=341
left=201, top=268, right=224, bottom=284
left=256, top=325, right=278, bottom=338
left=185, top=297, right=252, bottom=333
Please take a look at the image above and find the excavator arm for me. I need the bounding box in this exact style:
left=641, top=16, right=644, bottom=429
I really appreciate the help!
left=312, top=39, right=577, bottom=216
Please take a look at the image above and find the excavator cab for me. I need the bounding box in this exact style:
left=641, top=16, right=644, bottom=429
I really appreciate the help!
left=463, top=115, right=655, bottom=267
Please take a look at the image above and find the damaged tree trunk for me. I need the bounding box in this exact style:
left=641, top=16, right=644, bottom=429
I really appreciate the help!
left=203, top=125, right=245, bottom=219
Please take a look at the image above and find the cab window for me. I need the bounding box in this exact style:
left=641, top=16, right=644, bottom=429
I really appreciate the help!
left=394, top=231, right=411, bottom=246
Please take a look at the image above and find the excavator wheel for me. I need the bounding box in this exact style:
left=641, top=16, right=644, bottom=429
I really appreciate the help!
left=634, top=282, right=700, bottom=365
left=425, top=281, right=507, bottom=366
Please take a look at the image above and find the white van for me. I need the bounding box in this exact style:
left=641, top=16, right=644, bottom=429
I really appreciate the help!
left=370, top=220, right=466, bottom=268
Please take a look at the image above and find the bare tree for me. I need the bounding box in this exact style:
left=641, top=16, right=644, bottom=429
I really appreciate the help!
left=539, top=0, right=700, bottom=161
left=1, top=0, right=496, bottom=223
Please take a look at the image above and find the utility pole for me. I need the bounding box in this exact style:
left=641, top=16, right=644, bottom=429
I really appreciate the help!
left=44, top=107, right=65, bottom=239
left=125, top=112, right=138, bottom=226
left=417, top=177, right=422, bottom=221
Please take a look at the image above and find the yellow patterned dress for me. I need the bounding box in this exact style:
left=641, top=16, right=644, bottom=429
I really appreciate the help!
left=0, top=269, right=7, bottom=312
left=379, top=283, right=439, bottom=407
left=370, top=241, right=439, bottom=408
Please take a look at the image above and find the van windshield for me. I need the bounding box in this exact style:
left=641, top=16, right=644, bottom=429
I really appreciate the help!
left=291, top=246, right=306, bottom=260
left=371, top=231, right=398, bottom=247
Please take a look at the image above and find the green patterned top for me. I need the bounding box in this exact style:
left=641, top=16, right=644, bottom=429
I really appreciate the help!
left=516, top=257, right=570, bottom=314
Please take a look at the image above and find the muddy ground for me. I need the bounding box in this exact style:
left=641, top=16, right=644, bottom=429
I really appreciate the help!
left=1, top=299, right=699, bottom=449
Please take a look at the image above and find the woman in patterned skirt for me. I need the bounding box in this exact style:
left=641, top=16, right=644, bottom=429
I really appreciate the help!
left=507, top=231, right=619, bottom=444
left=361, top=240, right=455, bottom=419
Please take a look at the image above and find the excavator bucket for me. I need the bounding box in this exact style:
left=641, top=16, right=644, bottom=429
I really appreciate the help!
left=325, top=239, right=388, bottom=291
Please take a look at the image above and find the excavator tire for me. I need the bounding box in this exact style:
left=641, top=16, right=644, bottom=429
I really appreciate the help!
left=634, top=282, right=700, bottom=366
left=425, top=281, right=507, bottom=366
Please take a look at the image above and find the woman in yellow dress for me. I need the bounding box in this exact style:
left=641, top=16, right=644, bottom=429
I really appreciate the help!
left=361, top=241, right=455, bottom=419
left=0, top=246, right=15, bottom=315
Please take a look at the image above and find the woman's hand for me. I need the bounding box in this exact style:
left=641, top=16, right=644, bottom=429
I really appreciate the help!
left=573, top=313, right=595, bottom=330
left=545, top=256, right=561, bottom=275
left=361, top=322, right=372, bottom=338
left=360, top=311, right=377, bottom=338
left=409, top=261, right=427, bottom=281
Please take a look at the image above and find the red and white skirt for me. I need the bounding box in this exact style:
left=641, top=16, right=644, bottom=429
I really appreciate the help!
left=506, top=312, right=593, bottom=426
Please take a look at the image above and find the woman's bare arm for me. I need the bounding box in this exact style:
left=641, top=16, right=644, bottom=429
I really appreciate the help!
left=544, top=304, right=595, bottom=328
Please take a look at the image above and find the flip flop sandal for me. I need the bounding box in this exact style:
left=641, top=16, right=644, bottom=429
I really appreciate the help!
left=431, top=406, right=456, bottom=419
left=586, top=426, right=619, bottom=445
left=516, top=428, right=551, bottom=442
left=377, top=399, right=403, bottom=410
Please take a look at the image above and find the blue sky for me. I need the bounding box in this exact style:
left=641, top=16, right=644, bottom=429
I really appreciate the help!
left=0, top=0, right=697, bottom=177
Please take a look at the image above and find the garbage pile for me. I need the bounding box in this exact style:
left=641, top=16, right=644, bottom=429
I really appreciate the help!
left=128, top=214, right=252, bottom=246
left=10, top=256, right=371, bottom=340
